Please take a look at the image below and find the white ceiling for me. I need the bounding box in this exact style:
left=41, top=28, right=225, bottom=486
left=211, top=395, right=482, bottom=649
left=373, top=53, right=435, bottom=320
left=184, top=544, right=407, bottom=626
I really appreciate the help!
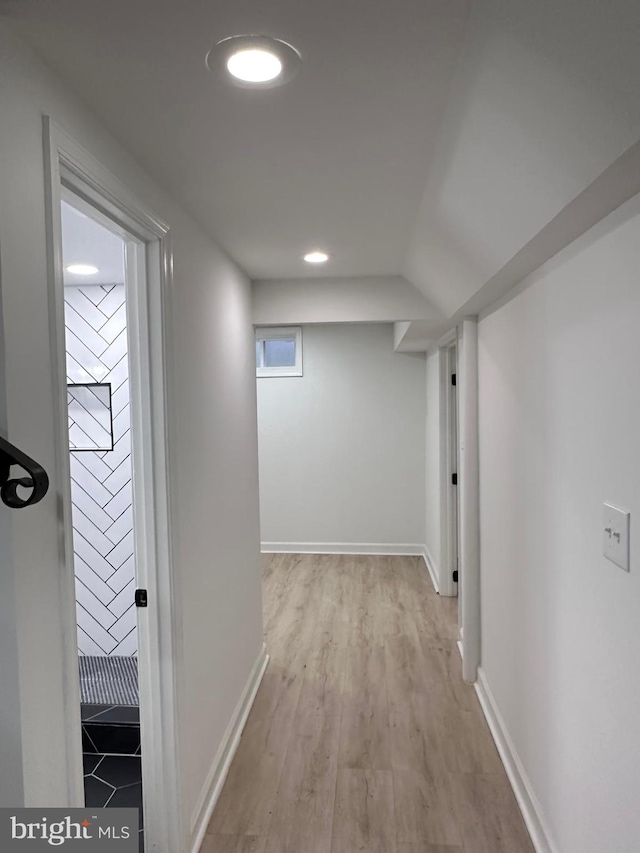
left=6, top=0, right=471, bottom=282
left=61, top=201, right=125, bottom=286
left=7, top=0, right=640, bottom=342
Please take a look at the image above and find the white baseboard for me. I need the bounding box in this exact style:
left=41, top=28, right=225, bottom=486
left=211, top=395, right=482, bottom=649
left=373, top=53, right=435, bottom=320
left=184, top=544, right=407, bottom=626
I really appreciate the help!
left=261, top=541, right=426, bottom=556
left=189, top=643, right=269, bottom=853
left=475, top=668, right=558, bottom=853
left=421, top=545, right=440, bottom=593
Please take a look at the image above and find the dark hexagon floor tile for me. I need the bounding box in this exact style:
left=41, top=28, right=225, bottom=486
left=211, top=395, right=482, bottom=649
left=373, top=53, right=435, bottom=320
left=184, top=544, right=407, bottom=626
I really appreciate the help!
left=83, top=723, right=140, bottom=755
left=83, top=753, right=102, bottom=776
left=84, top=775, right=114, bottom=808
left=95, top=755, right=142, bottom=789
left=107, top=783, right=144, bottom=828
left=82, top=726, right=98, bottom=754
left=81, top=704, right=115, bottom=721
left=89, top=706, right=140, bottom=726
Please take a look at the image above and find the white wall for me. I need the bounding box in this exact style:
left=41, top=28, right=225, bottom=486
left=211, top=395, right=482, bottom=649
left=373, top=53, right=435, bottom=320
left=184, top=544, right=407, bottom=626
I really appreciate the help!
left=0, top=281, right=25, bottom=806
left=0, top=23, right=263, bottom=846
left=478, top=193, right=640, bottom=853
left=252, top=275, right=440, bottom=325
left=424, top=348, right=442, bottom=582
left=257, top=323, right=426, bottom=550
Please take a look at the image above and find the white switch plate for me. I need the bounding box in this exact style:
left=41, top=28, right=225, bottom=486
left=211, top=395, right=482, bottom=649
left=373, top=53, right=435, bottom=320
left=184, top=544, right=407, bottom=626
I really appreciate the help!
left=603, top=503, right=630, bottom=572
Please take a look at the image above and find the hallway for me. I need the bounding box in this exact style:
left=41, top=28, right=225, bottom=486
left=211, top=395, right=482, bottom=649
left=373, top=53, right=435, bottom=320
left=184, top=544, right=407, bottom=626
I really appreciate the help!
left=203, top=554, right=534, bottom=852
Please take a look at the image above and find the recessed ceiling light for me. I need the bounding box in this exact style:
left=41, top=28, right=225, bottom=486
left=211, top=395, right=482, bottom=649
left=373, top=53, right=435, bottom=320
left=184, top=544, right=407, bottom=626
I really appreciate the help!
left=206, top=35, right=301, bottom=89
left=303, top=251, right=329, bottom=264
left=227, top=49, right=282, bottom=83
left=66, top=264, right=99, bottom=275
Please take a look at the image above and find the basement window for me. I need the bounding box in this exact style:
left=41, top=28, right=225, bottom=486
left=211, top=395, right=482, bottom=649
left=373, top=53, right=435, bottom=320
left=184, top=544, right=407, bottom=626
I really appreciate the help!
left=255, top=326, right=303, bottom=377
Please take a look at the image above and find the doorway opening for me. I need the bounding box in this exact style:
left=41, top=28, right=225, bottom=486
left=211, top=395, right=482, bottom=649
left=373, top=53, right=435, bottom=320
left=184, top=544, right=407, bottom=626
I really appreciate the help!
left=44, top=118, right=183, bottom=852
left=438, top=333, right=460, bottom=610
left=61, top=193, right=144, bottom=849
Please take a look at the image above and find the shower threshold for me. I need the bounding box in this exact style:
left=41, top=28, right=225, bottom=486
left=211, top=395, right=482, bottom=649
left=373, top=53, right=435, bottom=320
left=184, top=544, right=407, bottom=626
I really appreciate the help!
left=79, top=655, right=139, bottom=707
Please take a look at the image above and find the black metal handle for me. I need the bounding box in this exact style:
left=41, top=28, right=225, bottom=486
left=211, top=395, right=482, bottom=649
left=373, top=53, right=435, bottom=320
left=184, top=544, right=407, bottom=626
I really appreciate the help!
left=0, top=435, right=49, bottom=508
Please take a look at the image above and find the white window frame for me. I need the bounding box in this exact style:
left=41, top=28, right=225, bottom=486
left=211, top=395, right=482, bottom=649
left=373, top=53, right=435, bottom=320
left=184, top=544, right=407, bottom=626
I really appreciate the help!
left=256, top=326, right=303, bottom=377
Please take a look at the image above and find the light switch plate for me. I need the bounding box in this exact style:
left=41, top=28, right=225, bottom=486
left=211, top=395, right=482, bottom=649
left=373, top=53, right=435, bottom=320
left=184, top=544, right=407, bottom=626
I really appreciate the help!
left=603, top=503, right=630, bottom=572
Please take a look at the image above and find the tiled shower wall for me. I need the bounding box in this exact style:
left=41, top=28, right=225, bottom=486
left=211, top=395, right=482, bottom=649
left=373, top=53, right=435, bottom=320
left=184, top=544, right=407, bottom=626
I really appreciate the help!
left=65, top=283, right=137, bottom=656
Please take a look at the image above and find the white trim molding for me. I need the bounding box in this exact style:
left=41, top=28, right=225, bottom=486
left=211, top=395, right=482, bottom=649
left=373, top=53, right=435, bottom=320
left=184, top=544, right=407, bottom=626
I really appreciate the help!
left=475, top=669, right=558, bottom=853
left=421, top=545, right=440, bottom=593
left=459, top=317, right=481, bottom=683
left=438, top=334, right=459, bottom=599
left=261, top=542, right=426, bottom=556
left=190, top=644, right=269, bottom=853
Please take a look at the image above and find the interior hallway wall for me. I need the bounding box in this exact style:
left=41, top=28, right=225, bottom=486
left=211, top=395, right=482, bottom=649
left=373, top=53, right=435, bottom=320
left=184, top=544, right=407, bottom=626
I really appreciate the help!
left=0, top=23, right=263, bottom=840
left=478, top=192, right=640, bottom=853
left=257, top=323, right=426, bottom=550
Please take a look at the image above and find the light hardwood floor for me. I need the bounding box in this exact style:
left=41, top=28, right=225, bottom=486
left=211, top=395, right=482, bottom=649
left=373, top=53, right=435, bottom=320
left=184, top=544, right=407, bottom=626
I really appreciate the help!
left=203, top=554, right=534, bottom=853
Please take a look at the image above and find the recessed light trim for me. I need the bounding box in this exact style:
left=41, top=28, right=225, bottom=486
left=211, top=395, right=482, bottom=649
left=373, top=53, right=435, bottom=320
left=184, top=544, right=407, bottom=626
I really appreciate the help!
left=207, top=35, right=301, bottom=89
left=303, top=251, right=329, bottom=264
left=66, top=264, right=99, bottom=276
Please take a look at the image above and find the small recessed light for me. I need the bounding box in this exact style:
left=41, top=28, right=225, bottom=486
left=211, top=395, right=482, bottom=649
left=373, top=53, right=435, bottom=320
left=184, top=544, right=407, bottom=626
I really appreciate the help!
left=227, top=49, right=282, bottom=83
left=304, top=251, right=329, bottom=264
left=207, top=35, right=301, bottom=89
left=66, top=264, right=99, bottom=275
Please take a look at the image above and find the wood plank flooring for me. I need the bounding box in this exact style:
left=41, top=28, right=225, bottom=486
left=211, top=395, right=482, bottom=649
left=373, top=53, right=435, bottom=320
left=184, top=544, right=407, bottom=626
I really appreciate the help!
left=204, top=554, right=534, bottom=853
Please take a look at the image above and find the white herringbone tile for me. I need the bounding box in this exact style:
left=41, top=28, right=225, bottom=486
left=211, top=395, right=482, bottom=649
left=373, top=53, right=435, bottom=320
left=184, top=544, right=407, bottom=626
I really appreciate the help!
left=110, top=606, right=137, bottom=643
left=112, top=629, right=138, bottom=656
left=104, top=457, right=132, bottom=496
left=76, top=578, right=118, bottom=630
left=74, top=555, right=117, bottom=606
left=77, top=626, right=107, bottom=657
left=67, top=351, right=95, bottom=384
left=79, top=284, right=108, bottom=305
left=101, top=328, right=128, bottom=369
left=70, top=456, right=113, bottom=507
left=71, top=484, right=114, bottom=532
left=99, top=302, right=127, bottom=343
left=73, top=530, right=116, bottom=581
left=65, top=282, right=137, bottom=657
left=105, top=507, right=133, bottom=546
left=64, top=286, right=108, bottom=329
left=72, top=450, right=112, bottom=483
left=113, top=407, right=131, bottom=443
left=108, top=579, right=136, bottom=618
left=97, top=285, right=126, bottom=316
left=104, top=353, right=128, bottom=392
left=66, top=329, right=106, bottom=380
left=77, top=604, right=119, bottom=654
left=104, top=481, right=133, bottom=521
left=104, top=432, right=131, bottom=472
left=106, top=554, right=135, bottom=594
left=65, top=303, right=109, bottom=357
left=72, top=506, right=115, bottom=556
left=106, top=531, right=134, bottom=570
left=112, top=380, right=129, bottom=417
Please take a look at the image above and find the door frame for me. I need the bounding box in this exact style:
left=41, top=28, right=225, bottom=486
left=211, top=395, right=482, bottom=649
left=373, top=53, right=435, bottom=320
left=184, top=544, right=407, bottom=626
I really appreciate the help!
left=458, top=317, right=481, bottom=684
left=43, top=118, right=184, bottom=851
left=438, top=329, right=459, bottom=599
left=438, top=321, right=481, bottom=684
